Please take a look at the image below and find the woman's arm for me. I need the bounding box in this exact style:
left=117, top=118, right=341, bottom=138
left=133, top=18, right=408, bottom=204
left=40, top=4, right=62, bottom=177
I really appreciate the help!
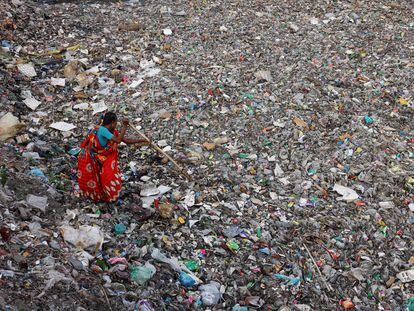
left=110, top=120, right=128, bottom=143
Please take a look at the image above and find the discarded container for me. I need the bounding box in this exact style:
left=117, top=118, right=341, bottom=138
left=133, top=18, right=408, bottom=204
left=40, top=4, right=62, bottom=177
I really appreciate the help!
left=273, top=274, right=301, bottom=286
left=364, top=115, right=374, bottom=125
left=339, top=298, right=356, bottom=309
left=226, top=239, right=240, bottom=251
left=179, top=272, right=196, bottom=287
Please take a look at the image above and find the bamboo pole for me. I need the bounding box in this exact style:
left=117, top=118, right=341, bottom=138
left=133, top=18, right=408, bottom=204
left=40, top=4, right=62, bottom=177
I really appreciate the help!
left=130, top=124, right=191, bottom=180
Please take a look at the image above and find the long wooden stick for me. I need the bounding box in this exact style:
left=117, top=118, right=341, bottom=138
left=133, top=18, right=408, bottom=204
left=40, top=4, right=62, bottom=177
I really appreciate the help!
left=130, top=124, right=191, bottom=180
left=303, top=243, right=334, bottom=293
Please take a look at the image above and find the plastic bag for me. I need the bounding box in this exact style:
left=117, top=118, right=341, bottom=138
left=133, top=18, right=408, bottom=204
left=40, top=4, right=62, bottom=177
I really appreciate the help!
left=333, top=184, right=359, bottom=202
left=60, top=225, right=104, bottom=250
left=151, top=248, right=202, bottom=284
left=26, top=194, right=48, bottom=213
left=29, top=168, right=49, bottom=183
left=199, top=281, right=221, bottom=306
left=37, top=270, right=73, bottom=298
left=131, top=262, right=156, bottom=285
left=273, top=273, right=301, bottom=286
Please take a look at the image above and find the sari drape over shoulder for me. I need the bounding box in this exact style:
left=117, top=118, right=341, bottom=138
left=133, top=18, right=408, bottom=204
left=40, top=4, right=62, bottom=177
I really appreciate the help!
left=77, top=127, right=122, bottom=202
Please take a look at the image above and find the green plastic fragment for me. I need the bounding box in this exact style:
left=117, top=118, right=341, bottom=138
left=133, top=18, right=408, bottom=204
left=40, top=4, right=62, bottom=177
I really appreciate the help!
left=226, top=239, right=240, bottom=251
left=184, top=260, right=199, bottom=271
left=256, top=226, right=261, bottom=239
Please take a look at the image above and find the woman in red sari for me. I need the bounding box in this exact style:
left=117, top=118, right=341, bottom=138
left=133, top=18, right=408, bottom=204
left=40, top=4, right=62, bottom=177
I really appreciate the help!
left=77, top=112, right=148, bottom=203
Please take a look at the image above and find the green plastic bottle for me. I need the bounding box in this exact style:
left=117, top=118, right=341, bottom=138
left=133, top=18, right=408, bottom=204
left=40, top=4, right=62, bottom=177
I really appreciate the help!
left=256, top=226, right=262, bottom=239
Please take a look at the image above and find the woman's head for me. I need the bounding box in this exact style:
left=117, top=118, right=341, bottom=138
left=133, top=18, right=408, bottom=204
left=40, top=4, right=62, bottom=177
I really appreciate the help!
left=102, top=112, right=117, bottom=130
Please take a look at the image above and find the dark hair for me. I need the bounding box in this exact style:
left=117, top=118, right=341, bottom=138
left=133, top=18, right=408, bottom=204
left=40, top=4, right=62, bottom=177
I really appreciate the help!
left=102, top=112, right=117, bottom=125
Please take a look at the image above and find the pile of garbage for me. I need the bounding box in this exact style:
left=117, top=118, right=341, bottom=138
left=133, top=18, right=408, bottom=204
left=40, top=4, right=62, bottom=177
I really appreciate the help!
left=1, top=0, right=413, bottom=310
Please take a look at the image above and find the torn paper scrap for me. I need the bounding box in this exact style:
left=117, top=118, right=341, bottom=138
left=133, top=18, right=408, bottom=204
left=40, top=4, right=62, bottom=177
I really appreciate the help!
left=50, top=122, right=76, bottom=132
left=17, top=63, right=37, bottom=77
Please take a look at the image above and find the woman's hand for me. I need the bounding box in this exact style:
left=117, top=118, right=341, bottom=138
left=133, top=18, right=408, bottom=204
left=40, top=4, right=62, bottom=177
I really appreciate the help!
left=122, top=119, right=130, bottom=127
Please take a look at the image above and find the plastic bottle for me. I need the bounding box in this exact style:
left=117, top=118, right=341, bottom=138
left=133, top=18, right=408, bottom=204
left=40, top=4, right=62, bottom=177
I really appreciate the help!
left=256, top=225, right=261, bottom=238
left=68, top=147, right=81, bottom=156
left=179, top=271, right=196, bottom=287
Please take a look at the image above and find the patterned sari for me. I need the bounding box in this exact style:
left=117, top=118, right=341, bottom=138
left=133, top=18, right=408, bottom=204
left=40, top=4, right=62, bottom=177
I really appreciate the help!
left=77, top=126, right=122, bottom=202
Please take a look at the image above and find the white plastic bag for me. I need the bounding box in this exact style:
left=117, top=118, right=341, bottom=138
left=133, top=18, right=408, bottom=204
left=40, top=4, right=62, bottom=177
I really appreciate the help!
left=333, top=184, right=359, bottom=202
left=199, top=281, right=221, bottom=306
left=60, top=225, right=104, bottom=250
left=151, top=248, right=202, bottom=284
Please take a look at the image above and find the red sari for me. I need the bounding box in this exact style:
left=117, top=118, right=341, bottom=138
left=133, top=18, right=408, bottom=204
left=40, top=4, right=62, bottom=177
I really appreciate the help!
left=77, top=126, right=122, bottom=202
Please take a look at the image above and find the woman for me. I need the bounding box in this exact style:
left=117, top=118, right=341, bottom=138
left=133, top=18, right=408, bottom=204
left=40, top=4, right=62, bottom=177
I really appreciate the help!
left=77, top=112, right=149, bottom=202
